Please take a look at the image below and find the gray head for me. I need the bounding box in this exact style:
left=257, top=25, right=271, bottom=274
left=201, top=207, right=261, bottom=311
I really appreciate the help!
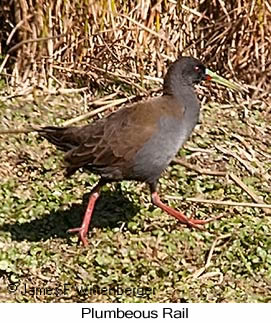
left=163, top=56, right=208, bottom=95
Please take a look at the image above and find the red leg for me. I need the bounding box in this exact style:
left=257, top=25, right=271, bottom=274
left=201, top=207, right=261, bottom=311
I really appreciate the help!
left=150, top=184, right=225, bottom=229
left=68, top=180, right=105, bottom=246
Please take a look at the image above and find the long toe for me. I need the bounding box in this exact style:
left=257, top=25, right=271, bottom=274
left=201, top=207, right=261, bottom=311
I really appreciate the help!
left=67, top=227, right=89, bottom=246
left=189, top=213, right=226, bottom=225
left=186, top=220, right=204, bottom=230
left=67, top=227, right=83, bottom=233
left=79, top=231, right=89, bottom=247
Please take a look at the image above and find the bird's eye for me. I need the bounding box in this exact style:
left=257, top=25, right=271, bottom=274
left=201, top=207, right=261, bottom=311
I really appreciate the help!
left=194, top=66, right=200, bottom=72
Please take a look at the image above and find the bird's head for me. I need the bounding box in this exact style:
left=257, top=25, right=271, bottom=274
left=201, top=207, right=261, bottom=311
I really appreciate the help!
left=163, top=56, right=242, bottom=94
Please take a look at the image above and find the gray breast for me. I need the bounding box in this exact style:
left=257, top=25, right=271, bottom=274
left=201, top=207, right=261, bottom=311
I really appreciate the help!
left=132, top=113, right=198, bottom=183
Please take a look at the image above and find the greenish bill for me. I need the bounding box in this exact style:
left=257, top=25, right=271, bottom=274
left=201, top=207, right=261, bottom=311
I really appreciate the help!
left=206, top=68, right=243, bottom=92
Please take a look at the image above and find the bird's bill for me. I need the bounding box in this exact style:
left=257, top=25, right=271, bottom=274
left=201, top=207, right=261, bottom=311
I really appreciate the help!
left=205, top=68, right=243, bottom=92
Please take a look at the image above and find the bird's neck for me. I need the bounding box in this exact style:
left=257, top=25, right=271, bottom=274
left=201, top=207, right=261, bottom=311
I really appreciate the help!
left=163, top=82, right=200, bottom=137
left=164, top=81, right=199, bottom=111
left=163, top=68, right=192, bottom=94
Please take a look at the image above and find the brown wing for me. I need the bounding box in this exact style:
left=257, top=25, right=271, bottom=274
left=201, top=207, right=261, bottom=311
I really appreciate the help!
left=42, top=95, right=184, bottom=179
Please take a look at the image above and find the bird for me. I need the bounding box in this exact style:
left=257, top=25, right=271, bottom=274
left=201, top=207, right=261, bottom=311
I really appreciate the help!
left=37, top=56, right=240, bottom=246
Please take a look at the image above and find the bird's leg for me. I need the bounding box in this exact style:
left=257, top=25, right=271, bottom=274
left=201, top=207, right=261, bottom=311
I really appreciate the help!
left=150, top=183, right=223, bottom=229
left=68, top=179, right=106, bottom=246
left=151, top=191, right=203, bottom=230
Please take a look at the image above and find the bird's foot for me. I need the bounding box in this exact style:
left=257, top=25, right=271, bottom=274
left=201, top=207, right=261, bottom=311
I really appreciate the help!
left=151, top=191, right=223, bottom=230
left=67, top=227, right=89, bottom=247
left=66, top=189, right=102, bottom=247
left=185, top=220, right=204, bottom=230
left=187, top=213, right=226, bottom=226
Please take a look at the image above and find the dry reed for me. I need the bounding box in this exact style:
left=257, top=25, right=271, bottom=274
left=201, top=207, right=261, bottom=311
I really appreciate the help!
left=0, top=0, right=270, bottom=103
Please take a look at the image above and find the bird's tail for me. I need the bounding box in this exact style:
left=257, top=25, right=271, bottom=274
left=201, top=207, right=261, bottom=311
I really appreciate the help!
left=37, top=126, right=79, bottom=152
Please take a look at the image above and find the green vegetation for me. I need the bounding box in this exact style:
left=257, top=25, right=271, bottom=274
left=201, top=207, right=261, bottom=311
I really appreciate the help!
left=0, top=0, right=270, bottom=303
left=0, top=94, right=270, bottom=302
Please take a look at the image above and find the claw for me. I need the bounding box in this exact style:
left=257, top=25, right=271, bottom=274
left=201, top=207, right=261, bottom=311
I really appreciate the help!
left=67, top=227, right=89, bottom=247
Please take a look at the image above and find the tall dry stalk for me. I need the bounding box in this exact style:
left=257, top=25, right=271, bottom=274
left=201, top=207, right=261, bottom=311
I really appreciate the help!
left=0, top=0, right=270, bottom=101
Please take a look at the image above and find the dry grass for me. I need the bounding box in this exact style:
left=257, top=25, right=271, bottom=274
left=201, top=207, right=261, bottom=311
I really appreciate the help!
left=0, top=0, right=270, bottom=106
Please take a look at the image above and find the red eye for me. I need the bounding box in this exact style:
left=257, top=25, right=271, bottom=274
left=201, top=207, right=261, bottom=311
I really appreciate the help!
left=194, top=66, right=200, bottom=72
